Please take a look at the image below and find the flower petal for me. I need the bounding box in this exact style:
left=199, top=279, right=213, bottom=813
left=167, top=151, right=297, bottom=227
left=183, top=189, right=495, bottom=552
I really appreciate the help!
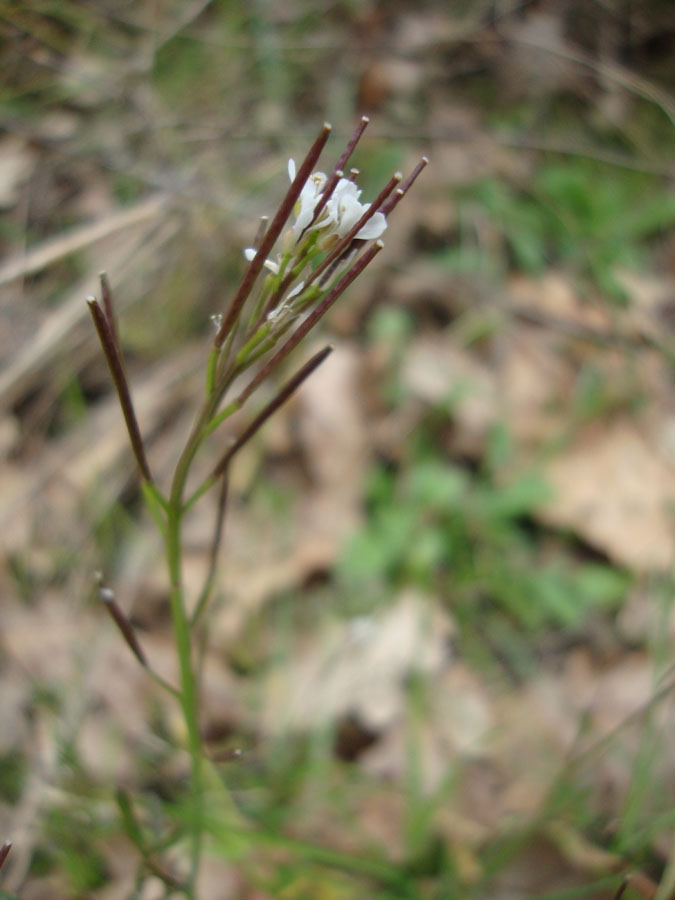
left=335, top=196, right=365, bottom=237
left=356, top=211, right=387, bottom=240
left=287, top=279, right=305, bottom=300
left=244, top=247, right=279, bottom=274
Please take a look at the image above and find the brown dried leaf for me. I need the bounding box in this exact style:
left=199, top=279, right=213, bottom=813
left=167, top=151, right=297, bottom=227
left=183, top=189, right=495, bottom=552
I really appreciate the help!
left=259, top=590, right=454, bottom=734
left=540, top=420, right=675, bottom=570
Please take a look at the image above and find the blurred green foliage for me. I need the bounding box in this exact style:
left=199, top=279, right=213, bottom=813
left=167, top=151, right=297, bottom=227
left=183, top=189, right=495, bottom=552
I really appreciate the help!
left=339, top=448, right=628, bottom=637
left=447, top=161, right=675, bottom=301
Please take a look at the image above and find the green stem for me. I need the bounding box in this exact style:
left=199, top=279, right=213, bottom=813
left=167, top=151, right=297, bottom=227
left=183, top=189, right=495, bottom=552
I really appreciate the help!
left=163, top=400, right=221, bottom=896
left=158, top=296, right=329, bottom=890
left=184, top=475, right=218, bottom=513
left=205, top=347, right=219, bottom=397
left=234, top=322, right=272, bottom=368
left=201, top=400, right=240, bottom=441
left=223, top=824, right=408, bottom=890
left=165, top=500, right=203, bottom=897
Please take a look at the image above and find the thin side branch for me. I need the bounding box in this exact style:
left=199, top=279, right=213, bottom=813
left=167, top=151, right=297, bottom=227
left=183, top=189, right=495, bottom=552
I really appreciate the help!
left=612, top=878, right=630, bottom=900
left=0, top=841, right=11, bottom=872
left=212, top=344, right=333, bottom=480
left=87, top=297, right=153, bottom=483
left=309, top=115, right=370, bottom=227
left=379, top=156, right=429, bottom=216
left=100, top=585, right=148, bottom=667
left=236, top=240, right=383, bottom=407
left=305, top=173, right=401, bottom=289
left=98, top=579, right=180, bottom=698
left=99, top=271, right=119, bottom=347
left=190, top=473, right=229, bottom=629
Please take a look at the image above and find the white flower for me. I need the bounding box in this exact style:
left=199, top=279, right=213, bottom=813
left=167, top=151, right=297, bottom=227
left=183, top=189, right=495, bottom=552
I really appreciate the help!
left=287, top=279, right=305, bottom=300
left=244, top=247, right=279, bottom=274
left=266, top=280, right=305, bottom=324
left=288, top=158, right=328, bottom=239
left=244, top=160, right=389, bottom=272
left=287, top=159, right=386, bottom=242
left=266, top=303, right=288, bottom=323
left=326, top=178, right=387, bottom=240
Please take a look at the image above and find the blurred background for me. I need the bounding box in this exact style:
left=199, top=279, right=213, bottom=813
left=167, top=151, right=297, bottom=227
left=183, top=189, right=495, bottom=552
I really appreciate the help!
left=1, top=1, right=675, bottom=898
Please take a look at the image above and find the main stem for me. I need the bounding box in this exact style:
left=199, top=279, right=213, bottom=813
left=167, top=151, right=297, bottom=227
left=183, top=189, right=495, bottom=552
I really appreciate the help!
left=165, top=394, right=221, bottom=897
left=165, top=504, right=202, bottom=897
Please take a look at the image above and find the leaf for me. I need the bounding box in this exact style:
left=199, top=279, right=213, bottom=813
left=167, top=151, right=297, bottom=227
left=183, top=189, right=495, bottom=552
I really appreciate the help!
left=115, top=788, right=147, bottom=854
left=407, top=462, right=467, bottom=509
left=572, top=564, right=629, bottom=606
left=476, top=474, right=552, bottom=520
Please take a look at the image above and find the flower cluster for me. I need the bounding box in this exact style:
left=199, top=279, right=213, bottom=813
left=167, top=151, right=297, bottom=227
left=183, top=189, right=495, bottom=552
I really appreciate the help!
left=287, top=158, right=388, bottom=242
left=243, top=158, right=390, bottom=299
left=234, top=122, right=426, bottom=335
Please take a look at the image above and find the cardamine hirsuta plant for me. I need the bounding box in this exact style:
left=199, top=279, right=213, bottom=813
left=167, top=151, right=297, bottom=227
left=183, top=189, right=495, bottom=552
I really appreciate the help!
left=87, top=118, right=426, bottom=897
